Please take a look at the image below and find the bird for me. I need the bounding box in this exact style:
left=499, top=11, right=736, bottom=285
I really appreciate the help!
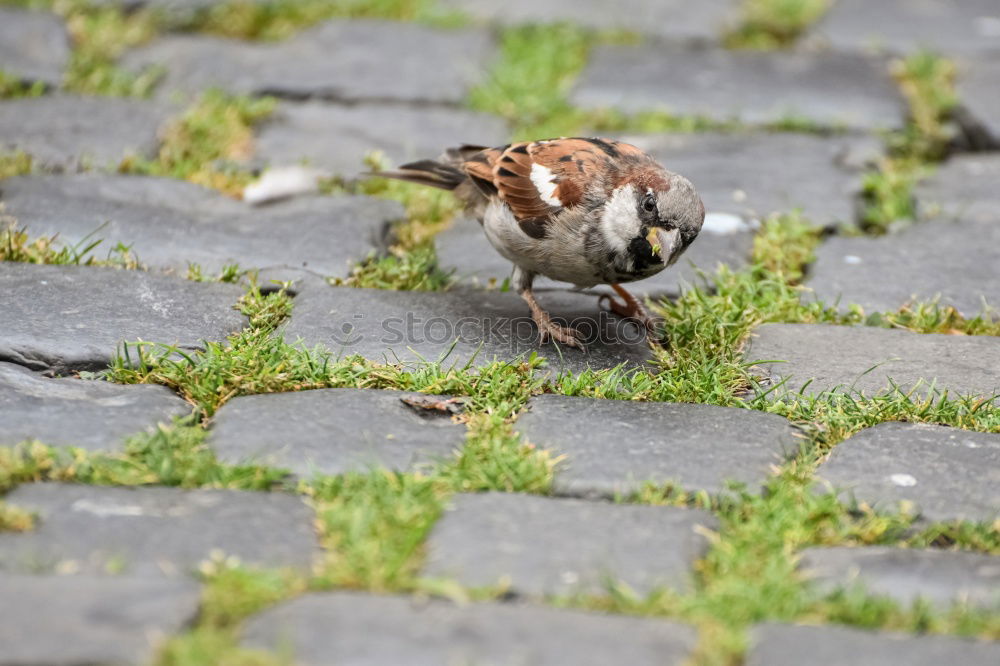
left=377, top=137, right=705, bottom=348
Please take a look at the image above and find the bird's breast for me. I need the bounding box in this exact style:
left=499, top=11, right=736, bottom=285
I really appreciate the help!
left=480, top=199, right=604, bottom=286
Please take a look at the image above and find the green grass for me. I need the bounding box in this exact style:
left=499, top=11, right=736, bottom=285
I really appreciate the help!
left=0, top=501, right=35, bottom=531
left=0, top=221, right=143, bottom=268
left=559, top=463, right=999, bottom=666
left=861, top=51, right=959, bottom=234
left=467, top=23, right=839, bottom=142
left=468, top=24, right=729, bottom=140
left=309, top=470, right=446, bottom=590
left=0, top=421, right=286, bottom=494
left=157, top=562, right=301, bottom=666
left=332, top=245, right=454, bottom=291
left=187, top=0, right=465, bottom=40
left=0, top=69, right=46, bottom=99
left=725, top=0, right=831, bottom=50
left=0, top=279, right=560, bottom=659
left=4, top=0, right=164, bottom=96
left=0, top=152, right=33, bottom=179
left=325, top=154, right=463, bottom=290
left=468, top=23, right=592, bottom=140
left=891, top=51, right=959, bottom=161
left=60, top=1, right=163, bottom=96
left=124, top=90, right=276, bottom=197
left=186, top=262, right=248, bottom=284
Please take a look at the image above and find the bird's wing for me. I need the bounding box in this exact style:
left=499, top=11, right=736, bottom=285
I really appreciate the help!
left=462, top=138, right=646, bottom=237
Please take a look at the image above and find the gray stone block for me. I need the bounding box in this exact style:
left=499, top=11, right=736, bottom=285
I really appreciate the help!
left=0, top=572, right=201, bottom=666
left=423, top=492, right=717, bottom=596
left=814, top=0, right=1000, bottom=57
left=572, top=46, right=905, bottom=130
left=209, top=388, right=466, bottom=476
left=281, top=285, right=655, bottom=375
left=0, top=361, right=191, bottom=451
left=624, top=131, right=878, bottom=227
left=815, top=422, right=1000, bottom=523
left=0, top=8, right=70, bottom=87
left=242, top=591, right=698, bottom=666
left=0, top=263, right=247, bottom=374
left=122, top=20, right=495, bottom=105
left=0, top=484, right=319, bottom=575
left=0, top=95, right=170, bottom=170
left=915, top=153, right=1000, bottom=224
left=255, top=101, right=510, bottom=176
left=0, top=174, right=400, bottom=278
left=805, top=218, right=1000, bottom=319
left=435, top=215, right=754, bottom=298
left=441, top=0, right=737, bottom=44
left=801, top=546, right=1000, bottom=609
left=746, top=623, right=1000, bottom=666
left=745, top=323, right=1000, bottom=400
left=957, top=58, right=1000, bottom=148
left=515, top=394, right=799, bottom=498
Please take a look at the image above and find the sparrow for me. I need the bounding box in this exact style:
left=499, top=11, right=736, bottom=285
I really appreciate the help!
left=379, top=137, right=705, bottom=348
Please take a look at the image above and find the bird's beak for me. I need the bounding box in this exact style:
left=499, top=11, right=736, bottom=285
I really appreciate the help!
left=646, top=227, right=681, bottom=264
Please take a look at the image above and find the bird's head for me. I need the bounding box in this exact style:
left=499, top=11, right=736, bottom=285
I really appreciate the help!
left=600, top=170, right=705, bottom=277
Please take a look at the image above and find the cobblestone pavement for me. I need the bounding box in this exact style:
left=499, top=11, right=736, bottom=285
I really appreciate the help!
left=0, top=1, right=998, bottom=665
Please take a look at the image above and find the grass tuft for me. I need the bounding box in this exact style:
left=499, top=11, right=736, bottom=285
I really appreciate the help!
left=469, top=23, right=591, bottom=140
left=468, top=23, right=772, bottom=141
left=186, top=262, right=249, bottom=284
left=62, top=2, right=163, bottom=96
left=0, top=152, right=34, bottom=179
left=0, top=69, right=46, bottom=99
left=859, top=158, right=922, bottom=234
left=123, top=90, right=275, bottom=197
left=436, top=413, right=556, bottom=494
left=157, top=560, right=301, bottom=666
left=0, top=221, right=143, bottom=268
left=5, top=0, right=164, bottom=96
left=0, top=421, right=286, bottom=493
left=861, top=51, right=958, bottom=234
left=190, top=0, right=465, bottom=41
left=0, top=501, right=35, bottom=531
left=890, top=51, right=958, bottom=161
left=325, top=154, right=462, bottom=291
left=725, top=0, right=830, bottom=50
left=333, top=245, right=453, bottom=291
left=309, top=470, right=446, bottom=591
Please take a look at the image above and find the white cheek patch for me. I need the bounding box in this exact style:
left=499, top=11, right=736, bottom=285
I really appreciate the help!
left=600, top=184, right=638, bottom=254
left=529, top=163, right=562, bottom=207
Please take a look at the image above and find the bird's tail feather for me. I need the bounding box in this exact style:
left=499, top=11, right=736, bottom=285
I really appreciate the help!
left=373, top=159, right=467, bottom=191
left=372, top=144, right=490, bottom=191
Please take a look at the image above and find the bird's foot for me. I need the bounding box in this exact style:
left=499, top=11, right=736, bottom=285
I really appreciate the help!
left=531, top=308, right=583, bottom=348
left=521, top=288, right=584, bottom=349
left=600, top=284, right=665, bottom=343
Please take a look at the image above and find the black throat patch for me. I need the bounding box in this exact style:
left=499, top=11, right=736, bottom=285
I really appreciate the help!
left=623, top=236, right=661, bottom=276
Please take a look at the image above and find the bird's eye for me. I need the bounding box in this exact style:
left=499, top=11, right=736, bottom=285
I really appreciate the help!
left=642, top=194, right=656, bottom=213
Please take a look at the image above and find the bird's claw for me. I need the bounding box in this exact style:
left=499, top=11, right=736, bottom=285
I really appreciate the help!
left=598, top=293, right=657, bottom=333
left=533, top=313, right=583, bottom=348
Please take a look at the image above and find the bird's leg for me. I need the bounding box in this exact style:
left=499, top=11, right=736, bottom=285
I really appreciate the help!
left=514, top=267, right=582, bottom=348
left=599, top=283, right=659, bottom=334
left=521, top=288, right=583, bottom=348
